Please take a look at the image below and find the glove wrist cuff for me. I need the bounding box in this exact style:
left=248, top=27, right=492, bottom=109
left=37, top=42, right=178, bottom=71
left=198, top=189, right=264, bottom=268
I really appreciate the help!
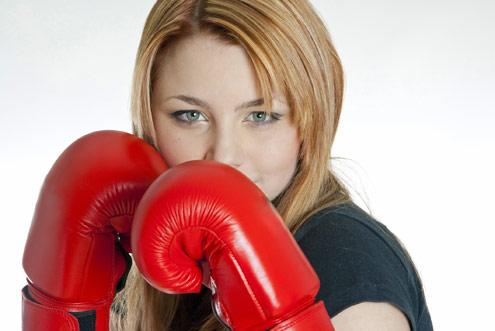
left=22, top=284, right=111, bottom=331
left=22, top=285, right=81, bottom=330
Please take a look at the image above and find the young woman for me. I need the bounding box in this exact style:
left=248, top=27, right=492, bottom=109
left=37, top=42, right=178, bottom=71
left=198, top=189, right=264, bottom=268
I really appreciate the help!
left=21, top=0, right=433, bottom=330
left=112, top=1, right=433, bottom=330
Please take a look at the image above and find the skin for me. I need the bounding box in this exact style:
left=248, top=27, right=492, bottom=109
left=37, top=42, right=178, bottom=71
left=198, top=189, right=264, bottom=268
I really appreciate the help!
left=332, top=302, right=411, bottom=331
left=150, top=33, right=301, bottom=202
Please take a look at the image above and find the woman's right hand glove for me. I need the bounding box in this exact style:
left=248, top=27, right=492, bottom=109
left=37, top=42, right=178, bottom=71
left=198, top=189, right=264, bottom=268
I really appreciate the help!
left=21, top=130, right=168, bottom=331
left=131, top=160, right=335, bottom=331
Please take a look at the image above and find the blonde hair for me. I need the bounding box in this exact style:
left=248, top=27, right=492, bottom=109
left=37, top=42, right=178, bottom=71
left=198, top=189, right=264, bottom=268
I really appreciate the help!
left=112, top=0, right=356, bottom=329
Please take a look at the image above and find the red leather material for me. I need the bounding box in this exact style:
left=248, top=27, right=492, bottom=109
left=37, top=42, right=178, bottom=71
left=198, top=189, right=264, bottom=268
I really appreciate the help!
left=131, top=160, right=335, bottom=330
left=21, top=130, right=168, bottom=330
left=22, top=285, right=79, bottom=331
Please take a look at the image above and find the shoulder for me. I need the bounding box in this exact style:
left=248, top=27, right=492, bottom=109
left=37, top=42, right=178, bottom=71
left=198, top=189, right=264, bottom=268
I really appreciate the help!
left=294, top=201, right=431, bottom=331
left=294, top=201, right=413, bottom=281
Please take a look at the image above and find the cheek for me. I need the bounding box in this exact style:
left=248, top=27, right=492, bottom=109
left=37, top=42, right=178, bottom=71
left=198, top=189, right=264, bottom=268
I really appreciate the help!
left=253, top=128, right=300, bottom=184
left=154, top=120, right=205, bottom=167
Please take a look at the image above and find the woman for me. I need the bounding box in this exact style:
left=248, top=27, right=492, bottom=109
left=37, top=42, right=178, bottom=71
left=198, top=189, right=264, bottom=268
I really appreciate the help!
left=106, top=1, right=434, bottom=330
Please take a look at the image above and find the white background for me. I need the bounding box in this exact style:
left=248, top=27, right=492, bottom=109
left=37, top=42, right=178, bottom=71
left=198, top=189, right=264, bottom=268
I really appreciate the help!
left=1, top=0, right=494, bottom=329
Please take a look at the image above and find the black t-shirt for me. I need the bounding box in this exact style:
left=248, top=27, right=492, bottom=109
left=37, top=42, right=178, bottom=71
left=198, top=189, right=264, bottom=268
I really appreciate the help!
left=294, top=201, right=434, bottom=331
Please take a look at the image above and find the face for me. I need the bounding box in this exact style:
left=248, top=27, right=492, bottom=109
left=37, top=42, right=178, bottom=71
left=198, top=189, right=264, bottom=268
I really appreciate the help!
left=150, top=33, right=301, bottom=202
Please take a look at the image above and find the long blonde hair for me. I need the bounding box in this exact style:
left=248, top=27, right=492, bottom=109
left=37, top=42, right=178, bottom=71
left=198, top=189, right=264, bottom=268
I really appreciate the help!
left=111, top=0, right=356, bottom=329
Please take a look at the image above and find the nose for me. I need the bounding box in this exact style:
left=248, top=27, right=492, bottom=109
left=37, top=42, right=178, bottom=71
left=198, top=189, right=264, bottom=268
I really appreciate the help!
left=204, top=127, right=243, bottom=169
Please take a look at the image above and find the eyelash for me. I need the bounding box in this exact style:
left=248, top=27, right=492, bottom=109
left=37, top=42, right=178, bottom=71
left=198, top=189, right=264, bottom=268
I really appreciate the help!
left=170, top=110, right=282, bottom=127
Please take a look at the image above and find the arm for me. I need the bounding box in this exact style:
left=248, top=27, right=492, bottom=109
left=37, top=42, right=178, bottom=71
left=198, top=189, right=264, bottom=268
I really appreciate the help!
left=332, top=302, right=411, bottom=331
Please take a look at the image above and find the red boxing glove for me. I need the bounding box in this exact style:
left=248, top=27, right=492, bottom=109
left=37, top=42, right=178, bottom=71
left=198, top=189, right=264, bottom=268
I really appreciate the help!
left=21, top=130, right=168, bottom=331
left=131, top=160, right=335, bottom=331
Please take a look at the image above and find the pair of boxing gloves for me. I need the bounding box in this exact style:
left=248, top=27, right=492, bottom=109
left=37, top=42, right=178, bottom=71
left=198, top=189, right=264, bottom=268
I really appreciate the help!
left=21, top=130, right=335, bottom=331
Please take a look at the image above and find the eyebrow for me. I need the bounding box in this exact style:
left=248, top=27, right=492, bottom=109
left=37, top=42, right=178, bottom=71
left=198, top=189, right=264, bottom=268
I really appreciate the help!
left=164, top=94, right=270, bottom=112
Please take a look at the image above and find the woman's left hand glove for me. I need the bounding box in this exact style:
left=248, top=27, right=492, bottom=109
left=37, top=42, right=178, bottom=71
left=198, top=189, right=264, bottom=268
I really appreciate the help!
left=131, top=160, right=335, bottom=331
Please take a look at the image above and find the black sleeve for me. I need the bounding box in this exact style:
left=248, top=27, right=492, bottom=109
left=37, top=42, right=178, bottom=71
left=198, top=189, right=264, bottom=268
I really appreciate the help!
left=295, top=210, right=420, bottom=330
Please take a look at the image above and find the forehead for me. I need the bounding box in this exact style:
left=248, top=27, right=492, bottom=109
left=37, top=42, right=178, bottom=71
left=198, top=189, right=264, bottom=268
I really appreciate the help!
left=156, top=39, right=254, bottom=87
left=154, top=36, right=287, bottom=106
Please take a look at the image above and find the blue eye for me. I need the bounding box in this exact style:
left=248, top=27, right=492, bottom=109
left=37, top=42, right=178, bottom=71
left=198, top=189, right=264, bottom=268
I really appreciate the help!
left=247, top=111, right=282, bottom=125
left=171, top=110, right=205, bottom=123
left=170, top=110, right=207, bottom=125
left=170, top=110, right=282, bottom=126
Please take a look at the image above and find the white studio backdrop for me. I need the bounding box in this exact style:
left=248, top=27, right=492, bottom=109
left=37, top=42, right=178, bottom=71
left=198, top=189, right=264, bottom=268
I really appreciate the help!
left=1, top=0, right=494, bottom=329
